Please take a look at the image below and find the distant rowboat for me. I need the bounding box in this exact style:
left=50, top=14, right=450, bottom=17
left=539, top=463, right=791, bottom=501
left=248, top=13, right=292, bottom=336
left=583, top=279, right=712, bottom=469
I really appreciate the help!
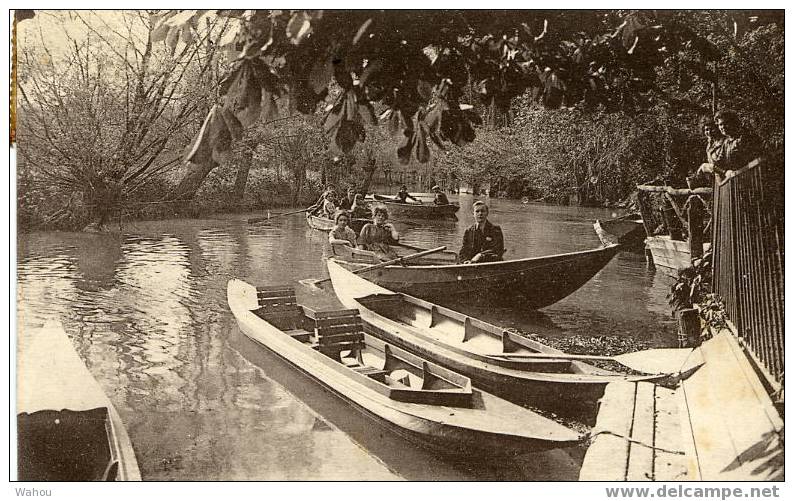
left=305, top=213, right=370, bottom=235
left=368, top=196, right=460, bottom=219
left=17, top=322, right=141, bottom=481
left=227, top=280, right=582, bottom=455
left=594, top=213, right=645, bottom=251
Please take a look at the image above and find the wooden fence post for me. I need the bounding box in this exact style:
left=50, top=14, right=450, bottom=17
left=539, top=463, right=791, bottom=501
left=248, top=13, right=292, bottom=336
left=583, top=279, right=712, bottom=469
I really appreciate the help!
left=689, top=196, right=704, bottom=261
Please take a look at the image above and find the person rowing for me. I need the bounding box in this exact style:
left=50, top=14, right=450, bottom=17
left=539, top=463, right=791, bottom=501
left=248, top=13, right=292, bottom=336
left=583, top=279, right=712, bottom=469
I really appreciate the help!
left=395, top=185, right=422, bottom=204
left=358, top=205, right=400, bottom=261
left=459, top=201, right=505, bottom=264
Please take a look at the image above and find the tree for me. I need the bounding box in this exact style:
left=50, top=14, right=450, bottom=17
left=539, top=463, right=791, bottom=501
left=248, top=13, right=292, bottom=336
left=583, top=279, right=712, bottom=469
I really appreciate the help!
left=16, top=11, right=227, bottom=229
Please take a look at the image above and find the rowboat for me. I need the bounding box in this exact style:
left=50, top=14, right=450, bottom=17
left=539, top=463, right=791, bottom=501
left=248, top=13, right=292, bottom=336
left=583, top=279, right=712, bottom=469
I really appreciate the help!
left=17, top=322, right=141, bottom=481
left=227, top=279, right=582, bottom=455
left=645, top=236, right=712, bottom=276
left=367, top=197, right=460, bottom=219
left=306, top=212, right=370, bottom=235
left=331, top=236, right=621, bottom=309
left=593, top=212, right=645, bottom=251
left=327, top=259, right=668, bottom=410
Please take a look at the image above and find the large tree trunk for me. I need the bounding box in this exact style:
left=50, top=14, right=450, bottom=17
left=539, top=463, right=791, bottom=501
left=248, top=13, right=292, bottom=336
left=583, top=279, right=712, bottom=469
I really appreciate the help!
left=171, top=160, right=218, bottom=200
left=232, top=147, right=254, bottom=203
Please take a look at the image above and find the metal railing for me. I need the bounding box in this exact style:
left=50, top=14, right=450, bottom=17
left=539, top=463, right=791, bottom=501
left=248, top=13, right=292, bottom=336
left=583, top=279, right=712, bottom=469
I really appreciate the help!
left=711, top=157, right=784, bottom=384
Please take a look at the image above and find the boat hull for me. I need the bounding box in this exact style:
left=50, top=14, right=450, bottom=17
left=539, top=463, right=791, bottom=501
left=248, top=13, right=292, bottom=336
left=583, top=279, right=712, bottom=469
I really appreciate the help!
left=335, top=244, right=620, bottom=309
left=367, top=199, right=459, bottom=219
left=17, top=322, right=141, bottom=481
left=595, top=214, right=646, bottom=251
left=227, top=280, right=580, bottom=455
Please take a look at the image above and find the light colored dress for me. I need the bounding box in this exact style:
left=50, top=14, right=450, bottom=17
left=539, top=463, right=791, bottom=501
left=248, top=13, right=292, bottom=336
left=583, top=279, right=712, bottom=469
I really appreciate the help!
left=329, top=225, right=356, bottom=247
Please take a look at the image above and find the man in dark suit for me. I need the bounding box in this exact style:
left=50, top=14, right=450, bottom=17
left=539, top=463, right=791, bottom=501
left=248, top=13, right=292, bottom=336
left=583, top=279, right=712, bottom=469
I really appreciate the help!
left=459, top=201, right=505, bottom=264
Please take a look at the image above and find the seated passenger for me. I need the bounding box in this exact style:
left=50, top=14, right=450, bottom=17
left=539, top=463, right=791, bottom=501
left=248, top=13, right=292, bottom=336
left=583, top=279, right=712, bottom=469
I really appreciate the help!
left=322, top=191, right=338, bottom=218
left=358, top=206, right=400, bottom=261
left=328, top=210, right=357, bottom=247
left=431, top=185, right=450, bottom=205
left=459, top=201, right=505, bottom=264
left=395, top=185, right=421, bottom=204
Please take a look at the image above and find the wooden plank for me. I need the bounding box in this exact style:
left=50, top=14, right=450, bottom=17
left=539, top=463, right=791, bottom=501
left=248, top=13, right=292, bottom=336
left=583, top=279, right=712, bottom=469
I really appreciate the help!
left=581, top=381, right=637, bottom=480
left=637, top=185, right=713, bottom=196
left=580, top=435, right=629, bottom=481
left=682, top=332, right=782, bottom=480
left=256, top=284, right=295, bottom=293
left=316, top=324, right=362, bottom=336
left=314, top=309, right=360, bottom=319
left=653, top=385, right=690, bottom=481
left=627, top=382, right=655, bottom=481
left=318, top=332, right=365, bottom=345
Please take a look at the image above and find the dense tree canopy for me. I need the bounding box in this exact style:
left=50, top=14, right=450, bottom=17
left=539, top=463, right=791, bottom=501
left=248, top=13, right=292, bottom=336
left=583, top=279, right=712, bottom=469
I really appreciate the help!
left=146, top=10, right=772, bottom=167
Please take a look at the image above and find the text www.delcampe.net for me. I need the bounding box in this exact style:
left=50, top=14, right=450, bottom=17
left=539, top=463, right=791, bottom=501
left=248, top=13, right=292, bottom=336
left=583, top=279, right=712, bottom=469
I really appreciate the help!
left=605, top=485, right=781, bottom=500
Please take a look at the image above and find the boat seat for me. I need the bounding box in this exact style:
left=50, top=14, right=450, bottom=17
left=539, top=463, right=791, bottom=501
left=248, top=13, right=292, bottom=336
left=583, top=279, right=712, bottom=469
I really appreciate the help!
left=255, top=285, right=301, bottom=317
left=353, top=366, right=389, bottom=380
left=283, top=329, right=312, bottom=343
left=313, top=309, right=366, bottom=361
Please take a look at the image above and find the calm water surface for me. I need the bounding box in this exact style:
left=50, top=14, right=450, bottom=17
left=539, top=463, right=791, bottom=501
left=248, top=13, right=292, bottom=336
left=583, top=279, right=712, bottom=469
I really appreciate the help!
left=16, top=195, right=677, bottom=480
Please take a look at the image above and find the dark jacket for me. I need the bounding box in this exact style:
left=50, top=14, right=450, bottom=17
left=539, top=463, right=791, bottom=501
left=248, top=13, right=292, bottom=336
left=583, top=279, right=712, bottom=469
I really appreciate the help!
left=459, top=220, right=505, bottom=263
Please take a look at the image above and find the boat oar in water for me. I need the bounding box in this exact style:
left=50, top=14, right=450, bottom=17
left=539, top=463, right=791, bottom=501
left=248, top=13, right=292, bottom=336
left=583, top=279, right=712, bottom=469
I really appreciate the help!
left=485, top=348, right=697, bottom=375
left=303, top=246, right=447, bottom=289
left=248, top=208, right=309, bottom=224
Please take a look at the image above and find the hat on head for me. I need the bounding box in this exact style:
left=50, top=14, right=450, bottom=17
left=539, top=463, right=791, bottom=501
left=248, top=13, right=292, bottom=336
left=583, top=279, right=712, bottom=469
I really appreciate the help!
left=431, top=185, right=441, bottom=191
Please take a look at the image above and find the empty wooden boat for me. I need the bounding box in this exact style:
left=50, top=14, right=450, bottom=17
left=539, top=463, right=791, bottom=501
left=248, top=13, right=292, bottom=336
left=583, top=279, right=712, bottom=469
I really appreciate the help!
left=367, top=198, right=460, bottom=219
left=327, top=260, right=668, bottom=410
left=306, top=212, right=370, bottom=235
left=594, top=213, right=645, bottom=251
left=331, top=235, right=620, bottom=309
left=17, top=322, right=141, bottom=481
left=227, top=280, right=582, bottom=455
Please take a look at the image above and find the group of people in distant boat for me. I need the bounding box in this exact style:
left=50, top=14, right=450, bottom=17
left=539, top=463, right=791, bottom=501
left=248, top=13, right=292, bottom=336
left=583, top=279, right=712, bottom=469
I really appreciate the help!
left=327, top=189, right=504, bottom=264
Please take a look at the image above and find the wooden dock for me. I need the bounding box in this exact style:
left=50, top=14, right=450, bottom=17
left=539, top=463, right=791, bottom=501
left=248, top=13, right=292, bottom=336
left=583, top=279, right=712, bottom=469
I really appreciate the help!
left=580, top=329, right=783, bottom=481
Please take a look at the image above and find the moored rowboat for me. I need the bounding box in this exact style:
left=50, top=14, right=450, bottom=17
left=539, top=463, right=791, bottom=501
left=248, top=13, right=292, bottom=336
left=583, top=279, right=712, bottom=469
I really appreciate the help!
left=17, top=322, right=141, bottom=481
left=594, top=213, right=646, bottom=251
left=327, top=260, right=668, bottom=411
left=332, top=236, right=621, bottom=309
left=227, top=279, right=582, bottom=455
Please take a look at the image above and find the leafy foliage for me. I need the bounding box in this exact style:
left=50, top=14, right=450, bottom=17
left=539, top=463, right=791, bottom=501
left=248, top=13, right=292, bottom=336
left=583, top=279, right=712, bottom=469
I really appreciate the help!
left=667, top=250, right=727, bottom=337
left=144, top=9, right=773, bottom=167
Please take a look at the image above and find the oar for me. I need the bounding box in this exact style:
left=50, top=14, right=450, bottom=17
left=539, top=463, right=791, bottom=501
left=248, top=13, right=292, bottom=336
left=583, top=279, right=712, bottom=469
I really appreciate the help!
left=304, top=246, right=447, bottom=288
left=248, top=208, right=309, bottom=224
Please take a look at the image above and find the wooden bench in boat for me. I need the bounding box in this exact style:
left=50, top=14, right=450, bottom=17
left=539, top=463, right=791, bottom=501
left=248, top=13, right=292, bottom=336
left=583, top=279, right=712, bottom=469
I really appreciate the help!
left=580, top=331, right=783, bottom=481
left=253, top=287, right=474, bottom=407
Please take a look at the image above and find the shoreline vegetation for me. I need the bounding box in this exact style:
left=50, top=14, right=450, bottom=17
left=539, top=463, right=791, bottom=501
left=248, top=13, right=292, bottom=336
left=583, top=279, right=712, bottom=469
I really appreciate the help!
left=15, top=10, right=783, bottom=233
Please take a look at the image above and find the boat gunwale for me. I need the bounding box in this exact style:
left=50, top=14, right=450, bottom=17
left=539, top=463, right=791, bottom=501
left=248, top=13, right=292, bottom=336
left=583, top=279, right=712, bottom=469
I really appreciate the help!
left=337, top=242, right=619, bottom=271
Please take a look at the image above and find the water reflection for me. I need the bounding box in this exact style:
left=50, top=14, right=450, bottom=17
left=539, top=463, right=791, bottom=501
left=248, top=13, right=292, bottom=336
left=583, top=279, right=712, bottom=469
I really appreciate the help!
left=16, top=202, right=677, bottom=480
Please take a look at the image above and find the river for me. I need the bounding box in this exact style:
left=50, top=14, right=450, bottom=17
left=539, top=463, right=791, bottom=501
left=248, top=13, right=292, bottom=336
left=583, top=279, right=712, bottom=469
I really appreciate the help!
left=15, top=195, right=678, bottom=480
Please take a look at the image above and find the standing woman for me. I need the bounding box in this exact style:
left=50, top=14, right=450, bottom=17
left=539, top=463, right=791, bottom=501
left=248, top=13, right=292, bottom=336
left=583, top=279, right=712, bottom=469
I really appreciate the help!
left=358, top=206, right=400, bottom=261
left=328, top=211, right=357, bottom=247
